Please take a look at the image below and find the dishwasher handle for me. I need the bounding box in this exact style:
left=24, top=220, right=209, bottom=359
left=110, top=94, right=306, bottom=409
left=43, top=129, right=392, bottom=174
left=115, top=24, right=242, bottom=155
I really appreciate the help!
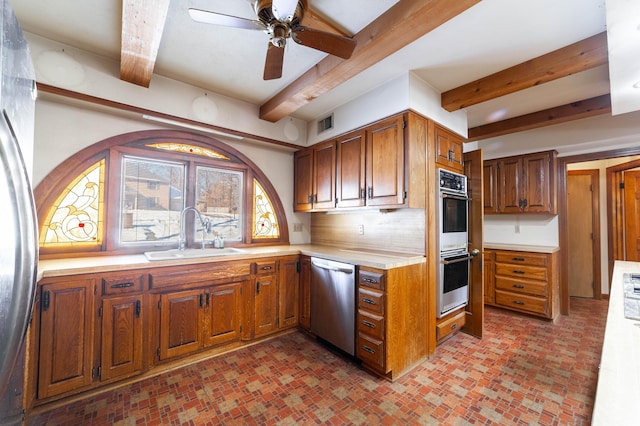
left=311, top=259, right=354, bottom=274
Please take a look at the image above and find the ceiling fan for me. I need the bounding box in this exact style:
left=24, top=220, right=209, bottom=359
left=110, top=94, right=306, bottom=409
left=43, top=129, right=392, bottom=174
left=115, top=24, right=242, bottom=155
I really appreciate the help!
left=189, top=0, right=357, bottom=80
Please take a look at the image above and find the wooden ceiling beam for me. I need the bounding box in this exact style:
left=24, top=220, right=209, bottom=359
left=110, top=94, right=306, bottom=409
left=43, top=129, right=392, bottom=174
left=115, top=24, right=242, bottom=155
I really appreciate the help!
left=442, top=32, right=608, bottom=112
left=259, top=0, right=481, bottom=122
left=466, top=94, right=611, bottom=141
left=120, top=0, right=171, bottom=87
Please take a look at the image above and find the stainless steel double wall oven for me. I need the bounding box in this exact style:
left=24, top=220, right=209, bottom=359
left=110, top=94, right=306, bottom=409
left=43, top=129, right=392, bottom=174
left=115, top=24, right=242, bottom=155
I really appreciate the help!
left=436, top=168, right=470, bottom=318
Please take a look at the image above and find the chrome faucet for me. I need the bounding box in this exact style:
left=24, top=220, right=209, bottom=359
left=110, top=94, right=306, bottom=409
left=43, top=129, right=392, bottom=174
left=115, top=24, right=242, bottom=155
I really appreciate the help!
left=178, top=206, right=212, bottom=250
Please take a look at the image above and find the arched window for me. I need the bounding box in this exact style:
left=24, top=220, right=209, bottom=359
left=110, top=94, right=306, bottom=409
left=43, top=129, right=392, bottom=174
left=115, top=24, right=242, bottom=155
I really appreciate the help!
left=35, top=130, right=289, bottom=257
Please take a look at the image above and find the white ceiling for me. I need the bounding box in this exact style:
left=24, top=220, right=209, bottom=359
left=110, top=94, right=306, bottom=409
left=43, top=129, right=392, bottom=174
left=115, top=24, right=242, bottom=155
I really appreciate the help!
left=11, top=0, right=617, bottom=128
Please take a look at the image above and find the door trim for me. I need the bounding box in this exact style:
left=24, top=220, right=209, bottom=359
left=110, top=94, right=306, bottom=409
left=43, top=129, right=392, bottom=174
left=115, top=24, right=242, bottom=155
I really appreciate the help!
left=567, top=169, right=601, bottom=300
left=558, top=146, right=640, bottom=315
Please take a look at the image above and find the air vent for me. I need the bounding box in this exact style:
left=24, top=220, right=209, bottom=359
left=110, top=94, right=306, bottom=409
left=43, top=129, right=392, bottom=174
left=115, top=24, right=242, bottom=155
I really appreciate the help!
left=317, top=114, right=334, bottom=134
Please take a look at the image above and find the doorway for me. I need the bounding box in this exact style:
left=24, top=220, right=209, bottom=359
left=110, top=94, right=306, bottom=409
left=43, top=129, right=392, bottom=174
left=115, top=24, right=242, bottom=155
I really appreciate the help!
left=567, top=170, right=600, bottom=299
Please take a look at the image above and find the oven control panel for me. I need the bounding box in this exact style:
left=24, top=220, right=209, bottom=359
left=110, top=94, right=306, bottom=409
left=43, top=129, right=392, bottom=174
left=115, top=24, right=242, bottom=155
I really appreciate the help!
left=438, top=169, right=467, bottom=194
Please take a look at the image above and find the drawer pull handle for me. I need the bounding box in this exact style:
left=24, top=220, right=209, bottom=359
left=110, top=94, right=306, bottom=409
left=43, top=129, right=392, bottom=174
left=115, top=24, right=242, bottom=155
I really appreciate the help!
left=111, top=282, right=134, bottom=289
left=362, top=345, right=376, bottom=354
left=362, top=298, right=376, bottom=305
left=512, top=257, right=525, bottom=261
left=362, top=320, right=376, bottom=329
left=450, top=323, right=457, bottom=330
left=513, top=270, right=525, bottom=275
left=513, top=300, right=525, bottom=305
left=362, top=278, right=376, bottom=284
left=260, top=266, right=272, bottom=270
left=512, top=284, right=525, bottom=289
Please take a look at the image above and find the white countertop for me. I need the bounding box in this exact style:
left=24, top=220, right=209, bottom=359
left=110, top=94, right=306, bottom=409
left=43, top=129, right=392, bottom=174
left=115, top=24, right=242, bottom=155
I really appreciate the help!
left=37, top=244, right=426, bottom=279
left=592, top=260, right=640, bottom=425
left=483, top=243, right=560, bottom=254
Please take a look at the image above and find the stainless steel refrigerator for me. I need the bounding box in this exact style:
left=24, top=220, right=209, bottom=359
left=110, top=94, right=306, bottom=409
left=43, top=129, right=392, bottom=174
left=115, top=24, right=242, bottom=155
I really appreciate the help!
left=0, top=0, right=38, bottom=423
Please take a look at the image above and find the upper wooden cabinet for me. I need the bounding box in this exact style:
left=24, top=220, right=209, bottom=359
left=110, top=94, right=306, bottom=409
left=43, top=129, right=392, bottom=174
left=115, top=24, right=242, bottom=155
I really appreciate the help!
left=336, top=129, right=366, bottom=208
left=484, top=150, right=557, bottom=214
left=434, top=124, right=464, bottom=172
left=293, top=141, right=336, bottom=211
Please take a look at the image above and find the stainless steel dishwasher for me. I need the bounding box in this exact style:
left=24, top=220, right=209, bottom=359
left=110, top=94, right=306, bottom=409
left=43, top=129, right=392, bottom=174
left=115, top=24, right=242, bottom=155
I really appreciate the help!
left=310, top=257, right=356, bottom=355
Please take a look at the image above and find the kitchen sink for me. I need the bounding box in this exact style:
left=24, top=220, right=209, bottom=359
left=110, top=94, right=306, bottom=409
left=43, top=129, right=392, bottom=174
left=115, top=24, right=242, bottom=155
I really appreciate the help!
left=144, top=247, right=247, bottom=261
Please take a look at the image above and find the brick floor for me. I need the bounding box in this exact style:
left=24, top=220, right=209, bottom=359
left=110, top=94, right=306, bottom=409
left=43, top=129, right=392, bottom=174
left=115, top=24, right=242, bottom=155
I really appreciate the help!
left=28, top=297, right=608, bottom=425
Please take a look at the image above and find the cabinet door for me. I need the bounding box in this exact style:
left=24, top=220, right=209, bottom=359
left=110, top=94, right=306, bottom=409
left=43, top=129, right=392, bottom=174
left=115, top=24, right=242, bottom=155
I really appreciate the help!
left=313, top=141, right=336, bottom=210
left=38, top=279, right=95, bottom=399
left=278, top=257, right=299, bottom=329
left=366, top=115, right=405, bottom=206
left=522, top=152, right=553, bottom=213
left=336, top=130, right=366, bottom=208
left=293, top=148, right=314, bottom=211
left=298, top=256, right=311, bottom=331
left=483, top=250, right=495, bottom=304
left=254, top=274, right=278, bottom=337
left=434, top=125, right=464, bottom=171
left=159, top=290, right=204, bottom=360
left=483, top=160, right=499, bottom=213
left=497, top=157, right=523, bottom=213
left=100, top=295, right=143, bottom=381
left=204, top=282, right=243, bottom=347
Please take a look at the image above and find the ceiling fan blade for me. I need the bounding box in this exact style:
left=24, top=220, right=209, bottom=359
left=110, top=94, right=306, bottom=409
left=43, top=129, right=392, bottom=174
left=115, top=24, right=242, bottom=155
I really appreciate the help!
left=264, top=43, right=285, bottom=80
left=292, top=26, right=356, bottom=59
left=188, top=8, right=265, bottom=30
left=272, top=0, right=299, bottom=22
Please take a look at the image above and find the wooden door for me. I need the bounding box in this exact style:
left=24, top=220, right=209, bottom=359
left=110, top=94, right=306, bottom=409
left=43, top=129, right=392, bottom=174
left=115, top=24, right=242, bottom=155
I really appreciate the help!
left=336, top=130, right=366, bottom=208
left=497, top=157, right=523, bottom=213
left=298, top=256, right=311, bottom=331
left=483, top=160, right=498, bottom=213
left=159, top=290, right=203, bottom=360
left=463, top=149, right=484, bottom=338
left=278, top=256, right=300, bottom=329
left=435, top=125, right=464, bottom=171
left=204, top=282, right=243, bottom=347
left=567, top=171, right=600, bottom=298
left=38, top=278, right=95, bottom=398
left=100, top=295, right=143, bottom=381
left=366, top=115, right=404, bottom=206
left=523, top=152, right=552, bottom=212
left=293, top=148, right=314, bottom=211
left=313, top=141, right=336, bottom=210
left=254, top=273, right=278, bottom=337
left=624, top=170, right=640, bottom=261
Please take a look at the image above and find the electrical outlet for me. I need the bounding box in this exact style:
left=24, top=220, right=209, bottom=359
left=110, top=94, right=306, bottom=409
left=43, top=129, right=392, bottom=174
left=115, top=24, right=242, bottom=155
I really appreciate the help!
left=293, top=223, right=303, bottom=232
left=358, top=224, right=364, bottom=235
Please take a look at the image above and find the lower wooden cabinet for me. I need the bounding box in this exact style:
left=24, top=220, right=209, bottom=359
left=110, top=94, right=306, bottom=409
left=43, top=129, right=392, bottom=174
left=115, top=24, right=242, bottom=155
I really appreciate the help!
left=253, top=271, right=279, bottom=338
left=37, top=278, right=96, bottom=399
left=355, top=262, right=427, bottom=380
left=158, top=289, right=205, bottom=360
left=435, top=309, right=466, bottom=343
left=298, top=256, right=311, bottom=331
left=484, top=249, right=559, bottom=319
left=100, top=294, right=143, bottom=381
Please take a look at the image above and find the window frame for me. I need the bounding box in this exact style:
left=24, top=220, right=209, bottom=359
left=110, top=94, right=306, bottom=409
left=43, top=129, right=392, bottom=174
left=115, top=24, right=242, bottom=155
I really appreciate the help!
left=35, top=130, right=289, bottom=258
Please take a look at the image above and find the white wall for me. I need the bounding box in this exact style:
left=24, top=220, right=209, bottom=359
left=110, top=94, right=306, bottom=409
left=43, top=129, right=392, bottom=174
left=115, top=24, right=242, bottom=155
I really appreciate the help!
left=33, top=98, right=311, bottom=245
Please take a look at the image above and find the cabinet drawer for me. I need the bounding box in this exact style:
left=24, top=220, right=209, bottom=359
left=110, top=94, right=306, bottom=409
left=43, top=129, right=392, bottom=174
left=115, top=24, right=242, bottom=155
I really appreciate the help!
left=495, top=290, right=548, bottom=316
left=495, top=263, right=548, bottom=281
left=358, top=269, right=385, bottom=290
left=495, top=276, right=547, bottom=297
left=254, top=260, right=277, bottom=275
left=357, top=333, right=385, bottom=371
left=495, top=252, right=547, bottom=267
left=358, top=288, right=384, bottom=315
left=102, top=273, right=145, bottom=295
left=436, top=311, right=465, bottom=342
left=357, top=310, right=384, bottom=341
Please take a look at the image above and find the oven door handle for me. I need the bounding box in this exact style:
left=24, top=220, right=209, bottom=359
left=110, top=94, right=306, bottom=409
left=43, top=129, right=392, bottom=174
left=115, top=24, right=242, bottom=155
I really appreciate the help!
left=441, top=255, right=473, bottom=265
left=441, top=193, right=470, bottom=201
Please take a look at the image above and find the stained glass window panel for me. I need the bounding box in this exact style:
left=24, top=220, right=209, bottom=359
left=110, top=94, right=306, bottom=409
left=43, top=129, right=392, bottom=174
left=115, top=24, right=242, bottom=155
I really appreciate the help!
left=40, top=159, right=105, bottom=246
left=253, top=179, right=279, bottom=239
